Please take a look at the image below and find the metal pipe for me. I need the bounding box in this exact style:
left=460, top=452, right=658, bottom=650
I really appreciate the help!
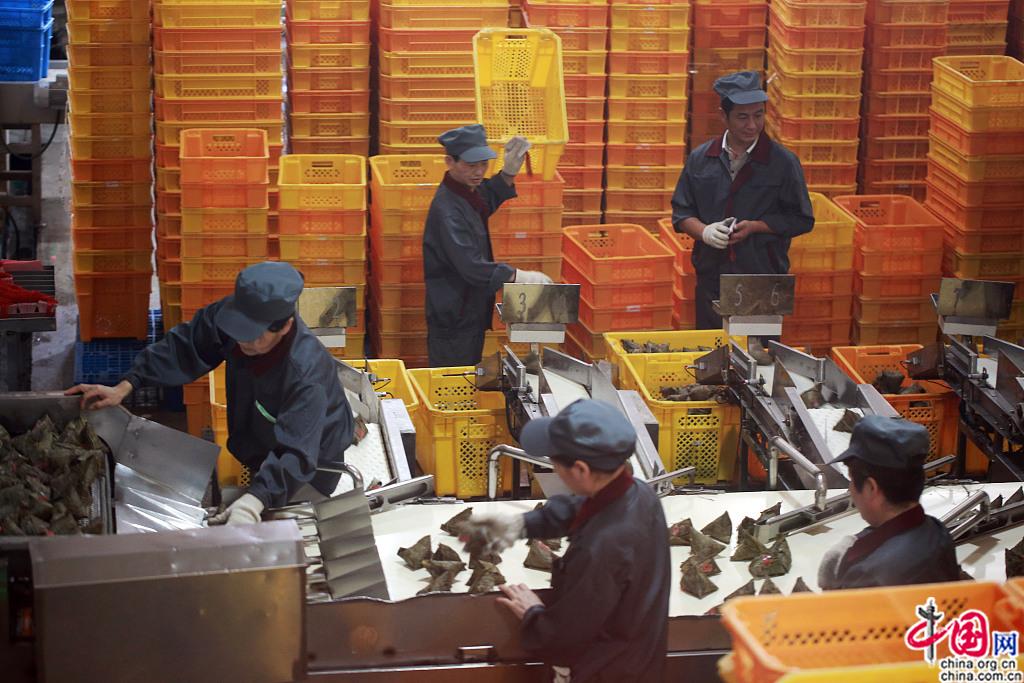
left=487, top=445, right=553, bottom=500
left=741, top=431, right=778, bottom=491
left=769, top=436, right=827, bottom=511
left=644, top=466, right=697, bottom=496
left=318, top=462, right=364, bottom=492
left=941, top=490, right=991, bottom=541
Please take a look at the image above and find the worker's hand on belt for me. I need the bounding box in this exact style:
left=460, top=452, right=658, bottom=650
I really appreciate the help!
left=497, top=583, right=544, bottom=620
left=502, top=136, right=532, bottom=177
left=208, top=492, right=265, bottom=526
left=701, top=220, right=733, bottom=250
left=64, top=380, right=134, bottom=410
left=729, top=220, right=771, bottom=245
left=514, top=269, right=553, bottom=285
left=457, top=512, right=525, bottom=555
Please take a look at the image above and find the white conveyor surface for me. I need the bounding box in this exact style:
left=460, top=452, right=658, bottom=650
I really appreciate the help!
left=371, top=484, right=1024, bottom=615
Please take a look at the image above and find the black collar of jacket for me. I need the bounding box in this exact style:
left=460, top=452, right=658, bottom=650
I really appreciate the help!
left=704, top=131, right=773, bottom=164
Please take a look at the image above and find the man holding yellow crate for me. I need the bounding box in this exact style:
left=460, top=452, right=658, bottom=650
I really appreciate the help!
left=423, top=123, right=552, bottom=368
left=672, top=71, right=814, bottom=329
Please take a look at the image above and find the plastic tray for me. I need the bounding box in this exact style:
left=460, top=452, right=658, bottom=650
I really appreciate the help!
left=287, top=0, right=369, bottom=21
left=278, top=233, right=366, bottom=261
left=156, top=72, right=283, bottom=99
left=608, top=73, right=688, bottom=99
left=68, top=18, right=149, bottom=43
left=154, top=3, right=281, bottom=27
left=603, top=188, right=670, bottom=213
left=562, top=223, right=674, bottom=284
left=377, top=2, right=506, bottom=28
left=771, top=0, right=864, bottom=27
left=278, top=208, right=365, bottom=235
left=926, top=159, right=1024, bottom=207
left=369, top=155, right=446, bottom=211
left=289, top=112, right=370, bottom=139
left=604, top=165, right=682, bottom=191
left=927, top=185, right=1024, bottom=232
left=929, top=134, right=1024, bottom=182
left=563, top=258, right=673, bottom=308
left=945, top=250, right=1024, bottom=279
left=277, top=154, right=366, bottom=211
left=377, top=50, right=474, bottom=78
left=286, top=66, right=370, bottom=92
left=75, top=271, right=152, bottom=341
left=608, top=27, right=688, bottom=53
left=866, top=0, right=948, bottom=23
left=523, top=1, right=609, bottom=27
left=285, top=18, right=371, bottom=45
left=931, top=86, right=1024, bottom=132
left=794, top=271, right=855, bottom=297
left=179, top=129, right=268, bottom=184
left=605, top=143, right=686, bottom=167
left=178, top=234, right=268, bottom=259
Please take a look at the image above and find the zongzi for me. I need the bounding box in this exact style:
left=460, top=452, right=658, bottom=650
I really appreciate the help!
left=467, top=561, right=506, bottom=594
left=791, top=577, right=813, bottom=594
left=417, top=566, right=461, bottom=595
left=689, top=528, right=726, bottom=560
left=398, top=535, right=432, bottom=570
left=873, top=370, right=905, bottom=394
left=524, top=540, right=557, bottom=572
left=681, top=554, right=721, bottom=577
left=441, top=508, right=473, bottom=535
left=1006, top=536, right=1024, bottom=577
left=731, top=532, right=768, bottom=562
left=749, top=537, right=792, bottom=578
left=422, top=559, right=466, bottom=578
left=433, top=543, right=461, bottom=563
left=833, top=409, right=862, bottom=433
left=668, top=518, right=694, bottom=546
left=701, top=512, right=732, bottom=545
left=680, top=561, right=718, bottom=599
left=758, top=578, right=781, bottom=595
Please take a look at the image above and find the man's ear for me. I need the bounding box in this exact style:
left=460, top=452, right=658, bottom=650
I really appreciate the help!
left=573, top=459, right=591, bottom=480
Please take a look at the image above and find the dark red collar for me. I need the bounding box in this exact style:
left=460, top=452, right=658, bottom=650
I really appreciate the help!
left=231, top=322, right=297, bottom=376
left=705, top=131, right=772, bottom=164
left=569, top=468, right=634, bottom=533
left=839, top=504, right=927, bottom=575
left=442, top=171, right=491, bottom=222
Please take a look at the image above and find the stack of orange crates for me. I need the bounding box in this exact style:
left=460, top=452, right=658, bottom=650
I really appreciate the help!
left=285, top=0, right=371, bottom=156
left=368, top=155, right=445, bottom=367
left=858, top=0, right=949, bottom=202
left=522, top=0, right=608, bottom=226
left=376, top=0, right=508, bottom=156
left=767, top=0, right=866, bottom=197
left=603, top=0, right=689, bottom=232
left=278, top=154, right=368, bottom=356
left=688, top=0, right=767, bottom=148
left=66, top=0, right=153, bottom=341
left=562, top=223, right=674, bottom=361
left=152, top=0, right=284, bottom=329
left=782, top=193, right=856, bottom=350
left=946, top=0, right=1011, bottom=55
left=926, top=56, right=1024, bottom=342
left=486, top=172, right=566, bottom=353
left=178, top=128, right=270, bottom=436
left=1012, top=0, right=1024, bottom=58
left=835, top=194, right=944, bottom=347
left=656, top=218, right=696, bottom=330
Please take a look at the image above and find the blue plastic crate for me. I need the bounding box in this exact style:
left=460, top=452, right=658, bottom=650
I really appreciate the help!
left=0, top=20, right=52, bottom=81
left=74, top=310, right=167, bottom=409
left=0, top=0, right=53, bottom=28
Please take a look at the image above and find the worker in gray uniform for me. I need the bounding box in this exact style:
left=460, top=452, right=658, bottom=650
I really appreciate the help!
left=460, top=400, right=670, bottom=683
left=818, top=415, right=961, bottom=589
left=671, top=71, right=815, bottom=330
left=422, top=123, right=552, bottom=367
left=66, top=261, right=355, bottom=525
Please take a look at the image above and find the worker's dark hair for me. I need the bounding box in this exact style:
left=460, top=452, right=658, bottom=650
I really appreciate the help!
left=720, top=98, right=735, bottom=114
left=550, top=455, right=623, bottom=474
left=847, top=456, right=926, bottom=505
left=267, top=316, right=293, bottom=333
left=449, top=154, right=460, bottom=162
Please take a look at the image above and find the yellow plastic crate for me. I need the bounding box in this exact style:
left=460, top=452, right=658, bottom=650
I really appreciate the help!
left=933, top=56, right=1024, bottom=107
left=340, top=358, right=421, bottom=420
left=155, top=73, right=283, bottom=99
left=278, top=233, right=366, bottom=260
left=602, top=329, right=741, bottom=386
left=369, top=154, right=447, bottom=211
left=153, top=3, right=282, bottom=27
left=474, top=28, right=568, bottom=181
left=288, top=44, right=371, bottom=69
left=619, top=351, right=740, bottom=483
left=407, top=367, right=514, bottom=498
left=791, top=192, right=855, bottom=250
left=278, top=154, right=366, bottom=211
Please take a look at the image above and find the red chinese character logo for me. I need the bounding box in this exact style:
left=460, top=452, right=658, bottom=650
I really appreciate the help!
left=947, top=610, right=990, bottom=658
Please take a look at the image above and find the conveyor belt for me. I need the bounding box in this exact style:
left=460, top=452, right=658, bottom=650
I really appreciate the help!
left=371, top=484, right=1024, bottom=615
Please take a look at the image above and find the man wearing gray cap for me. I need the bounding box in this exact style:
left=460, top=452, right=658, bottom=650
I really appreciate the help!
left=459, top=399, right=670, bottom=682
left=671, top=70, right=814, bottom=329
left=66, top=261, right=355, bottom=525
left=423, top=123, right=552, bottom=367
left=818, top=415, right=961, bottom=589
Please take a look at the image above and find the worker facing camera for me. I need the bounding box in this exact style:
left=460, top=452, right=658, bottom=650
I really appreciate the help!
left=460, top=399, right=670, bottom=683
left=671, top=70, right=814, bottom=330
left=422, top=123, right=552, bottom=368
left=818, top=415, right=961, bottom=590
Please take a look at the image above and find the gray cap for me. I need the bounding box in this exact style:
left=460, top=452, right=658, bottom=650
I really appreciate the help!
left=827, top=415, right=930, bottom=469
left=714, top=71, right=769, bottom=106
left=438, top=123, right=497, bottom=163
left=519, top=399, right=636, bottom=471
left=216, top=262, right=304, bottom=342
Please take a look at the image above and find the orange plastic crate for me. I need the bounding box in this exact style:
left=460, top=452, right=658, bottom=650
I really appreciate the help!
left=693, top=2, right=767, bottom=28
left=378, top=26, right=479, bottom=52
left=561, top=49, right=608, bottom=76
left=802, top=162, right=858, bottom=188
left=371, top=303, right=428, bottom=333
left=73, top=248, right=153, bottom=275
left=926, top=185, right=1024, bottom=231
left=865, top=45, right=945, bottom=72
left=605, top=143, right=685, bottom=167
left=563, top=258, right=673, bottom=307
left=863, top=91, right=932, bottom=117
left=562, top=223, right=674, bottom=284
left=769, top=83, right=861, bottom=119
left=285, top=259, right=367, bottom=286
left=501, top=172, right=566, bottom=208
left=578, top=296, right=673, bottom=333
left=769, top=114, right=860, bottom=141
left=856, top=273, right=940, bottom=298
left=945, top=250, right=1024, bottom=279
left=67, top=19, right=151, bottom=44
left=856, top=247, right=943, bottom=276
left=75, top=271, right=152, bottom=341
left=564, top=97, right=606, bottom=121
left=853, top=321, right=936, bottom=346
left=862, top=68, right=933, bottom=94
left=289, top=90, right=370, bottom=115
left=929, top=107, right=1024, bottom=156
left=278, top=208, right=365, bottom=235
left=372, top=330, right=429, bottom=359
left=859, top=159, right=928, bottom=185
left=369, top=249, right=424, bottom=284
left=490, top=231, right=563, bottom=258
left=291, top=137, right=370, bottom=156
left=767, top=36, right=862, bottom=74
left=602, top=210, right=664, bottom=233
left=605, top=166, right=681, bottom=191
left=558, top=142, right=605, bottom=167
left=562, top=74, right=607, bottom=98
left=563, top=188, right=604, bottom=213
left=932, top=56, right=1024, bottom=107
left=609, top=27, right=689, bottom=52
left=789, top=245, right=855, bottom=273
left=609, top=4, right=689, bottom=28
left=656, top=221, right=694, bottom=272
left=607, top=97, right=686, bottom=121
left=373, top=282, right=425, bottom=309
left=287, top=0, right=370, bottom=21
left=288, top=67, right=371, bottom=92
left=557, top=165, right=605, bottom=190
left=554, top=27, right=610, bottom=51
left=179, top=234, right=268, bottom=259
left=606, top=120, right=686, bottom=145
left=524, top=2, right=609, bottom=27
left=867, top=0, right=948, bottom=23
left=866, top=22, right=948, bottom=48
left=929, top=134, right=1024, bottom=182
left=862, top=113, right=930, bottom=139
left=861, top=136, right=930, bottom=162
left=692, top=24, right=766, bottom=49
left=289, top=44, right=370, bottom=70
left=72, top=205, right=154, bottom=230
left=155, top=49, right=281, bottom=75
left=792, top=294, right=854, bottom=320
left=795, top=271, right=855, bottom=297
left=771, top=0, right=865, bottom=27
left=603, top=188, right=670, bottom=213
left=179, top=129, right=268, bottom=184
left=285, top=19, right=371, bottom=45
left=608, top=74, right=688, bottom=99
left=71, top=181, right=152, bottom=208
left=943, top=224, right=1024, bottom=254
left=154, top=26, right=281, bottom=51
left=180, top=183, right=268, bottom=209
left=780, top=317, right=851, bottom=347
left=70, top=158, right=153, bottom=184
left=769, top=14, right=863, bottom=49
left=854, top=296, right=936, bottom=324
left=774, top=136, right=859, bottom=164
left=278, top=233, right=367, bottom=261
left=565, top=119, right=606, bottom=144
left=72, top=228, right=152, bottom=252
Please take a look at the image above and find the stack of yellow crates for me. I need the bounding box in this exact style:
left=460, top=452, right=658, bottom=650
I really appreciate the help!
left=152, top=0, right=284, bottom=328
left=603, top=0, right=689, bottom=232
left=946, top=0, right=1011, bottom=55
left=368, top=155, right=446, bottom=367
left=688, top=0, right=767, bottom=147
left=178, top=127, right=270, bottom=436
left=278, top=154, right=368, bottom=357
left=782, top=193, right=856, bottom=350
left=927, top=56, right=1024, bottom=342
left=767, top=0, right=865, bottom=197
left=835, top=194, right=944, bottom=347
left=377, top=0, right=508, bottom=155
left=66, top=0, right=153, bottom=341
left=858, top=0, right=949, bottom=201
left=285, top=0, right=371, bottom=156
left=523, top=0, right=608, bottom=226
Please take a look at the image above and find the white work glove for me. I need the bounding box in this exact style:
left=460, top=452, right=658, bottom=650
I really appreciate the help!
left=701, top=219, right=734, bottom=250
left=817, top=534, right=857, bottom=590
left=208, top=493, right=265, bottom=526
left=502, top=136, right=532, bottom=177
left=514, top=269, right=553, bottom=285
left=458, top=512, right=526, bottom=555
